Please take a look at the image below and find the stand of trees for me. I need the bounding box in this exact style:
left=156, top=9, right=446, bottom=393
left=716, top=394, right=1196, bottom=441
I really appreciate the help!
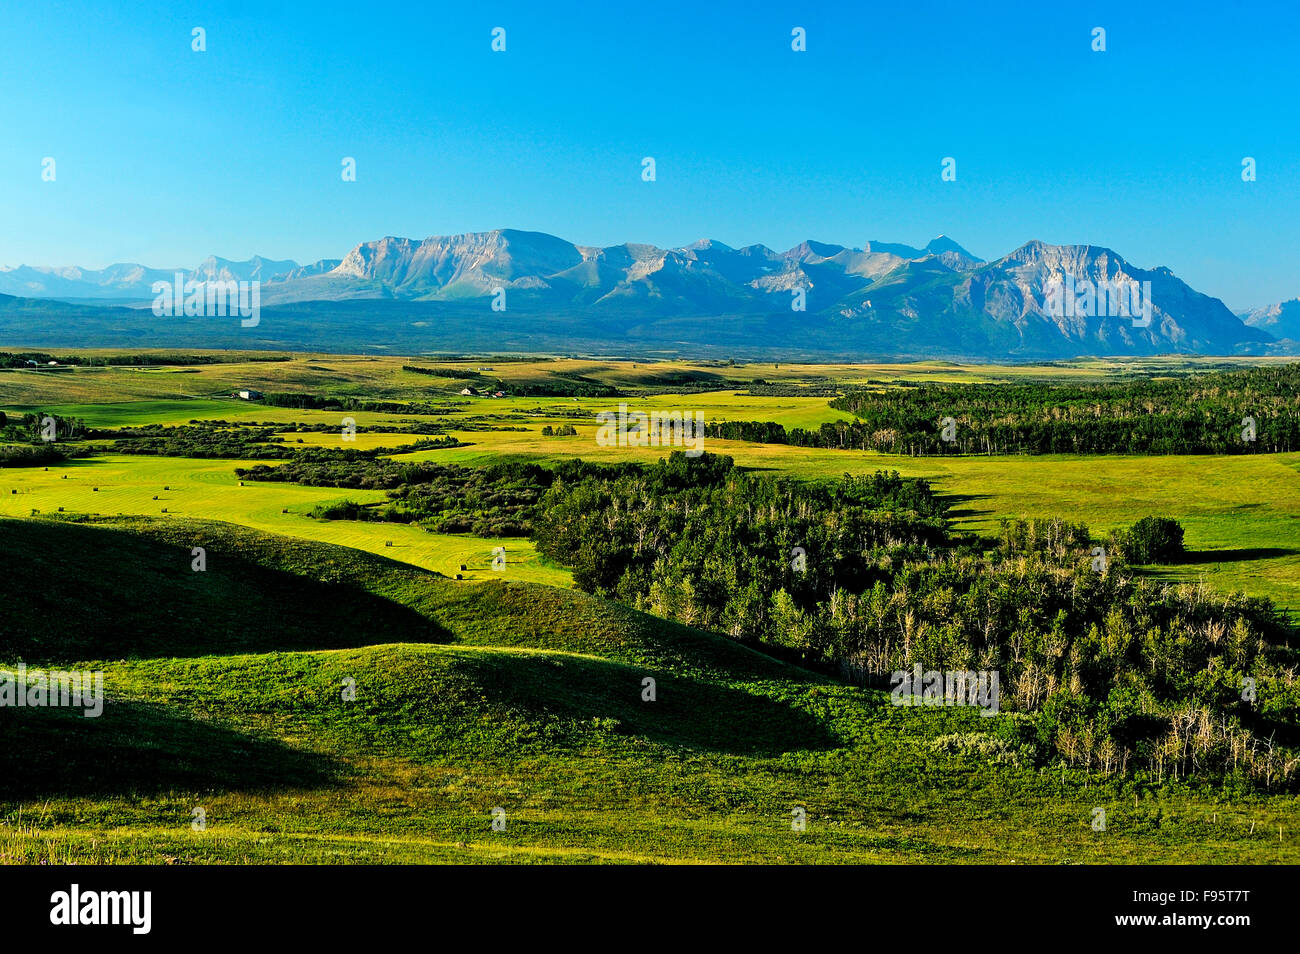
left=0, top=412, right=87, bottom=443
left=0, top=444, right=69, bottom=467
left=1114, top=516, right=1187, bottom=564
left=223, top=441, right=1300, bottom=786
left=705, top=364, right=1300, bottom=456
left=402, top=365, right=483, bottom=379
left=0, top=351, right=288, bottom=367
left=257, top=393, right=460, bottom=415
left=529, top=452, right=1299, bottom=788
left=0, top=413, right=86, bottom=466
left=241, top=458, right=636, bottom=537
left=828, top=364, right=1300, bottom=455
left=107, top=424, right=461, bottom=460
left=503, top=374, right=620, bottom=398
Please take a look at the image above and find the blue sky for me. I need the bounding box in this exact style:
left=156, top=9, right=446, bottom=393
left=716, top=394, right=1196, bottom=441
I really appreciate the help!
left=2, top=0, right=1297, bottom=310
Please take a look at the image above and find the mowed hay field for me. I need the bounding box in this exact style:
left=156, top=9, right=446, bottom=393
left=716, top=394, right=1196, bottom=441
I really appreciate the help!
left=0, top=455, right=567, bottom=587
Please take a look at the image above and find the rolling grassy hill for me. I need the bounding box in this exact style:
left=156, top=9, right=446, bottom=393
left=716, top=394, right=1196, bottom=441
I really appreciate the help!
left=1, top=516, right=1295, bottom=864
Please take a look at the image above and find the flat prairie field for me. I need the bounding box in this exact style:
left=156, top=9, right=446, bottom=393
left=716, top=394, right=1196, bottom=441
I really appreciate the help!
left=4, top=354, right=1299, bottom=611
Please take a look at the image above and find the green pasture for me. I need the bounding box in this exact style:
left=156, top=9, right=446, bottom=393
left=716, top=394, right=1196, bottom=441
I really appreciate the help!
left=3, top=352, right=1300, bottom=865
left=0, top=454, right=569, bottom=588
left=1, top=517, right=1294, bottom=865
left=6, top=350, right=1300, bottom=612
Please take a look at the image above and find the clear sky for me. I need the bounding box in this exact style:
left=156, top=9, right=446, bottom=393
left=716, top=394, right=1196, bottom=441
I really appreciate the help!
left=2, top=0, right=1297, bottom=311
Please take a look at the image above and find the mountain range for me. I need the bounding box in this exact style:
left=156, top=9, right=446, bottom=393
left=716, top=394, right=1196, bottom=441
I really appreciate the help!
left=1240, top=299, right=1300, bottom=342
left=0, top=230, right=1292, bottom=360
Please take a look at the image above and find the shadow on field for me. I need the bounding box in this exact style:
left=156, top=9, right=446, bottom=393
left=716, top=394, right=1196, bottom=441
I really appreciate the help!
left=0, top=518, right=453, bottom=662
left=1174, top=547, right=1299, bottom=565
left=621, top=673, right=840, bottom=755
left=0, top=700, right=341, bottom=800
left=454, top=651, right=840, bottom=756
left=944, top=492, right=992, bottom=519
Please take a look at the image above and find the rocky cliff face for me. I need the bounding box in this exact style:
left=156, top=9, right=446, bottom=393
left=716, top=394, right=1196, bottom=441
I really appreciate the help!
left=0, top=231, right=1276, bottom=358
left=1242, top=299, right=1300, bottom=341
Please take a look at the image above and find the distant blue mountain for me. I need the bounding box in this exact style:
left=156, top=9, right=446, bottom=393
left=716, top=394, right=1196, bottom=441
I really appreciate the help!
left=0, top=231, right=1278, bottom=359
